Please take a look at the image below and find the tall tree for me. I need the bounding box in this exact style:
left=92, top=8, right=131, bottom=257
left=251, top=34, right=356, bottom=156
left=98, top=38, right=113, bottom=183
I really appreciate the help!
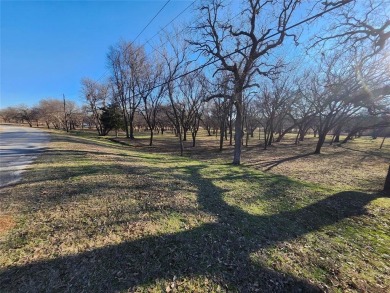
left=81, top=78, right=110, bottom=135
left=161, top=32, right=190, bottom=156
left=257, top=77, right=296, bottom=149
left=107, top=42, right=145, bottom=139
left=191, top=0, right=348, bottom=164
left=139, top=58, right=166, bottom=146
left=177, top=72, right=206, bottom=147
left=311, top=52, right=389, bottom=154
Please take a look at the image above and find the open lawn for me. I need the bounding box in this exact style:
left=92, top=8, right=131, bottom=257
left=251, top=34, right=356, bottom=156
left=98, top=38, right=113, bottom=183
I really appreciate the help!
left=0, top=129, right=389, bottom=292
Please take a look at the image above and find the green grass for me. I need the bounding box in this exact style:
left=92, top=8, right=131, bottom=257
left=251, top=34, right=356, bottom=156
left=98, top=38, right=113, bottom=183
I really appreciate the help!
left=0, top=130, right=389, bottom=292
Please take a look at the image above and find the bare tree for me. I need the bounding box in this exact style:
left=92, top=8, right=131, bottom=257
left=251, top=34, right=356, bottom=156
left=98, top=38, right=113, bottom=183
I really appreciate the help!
left=287, top=74, right=318, bottom=144
left=256, top=77, right=296, bottom=149
left=190, top=0, right=328, bottom=164
left=81, top=78, right=110, bottom=135
left=161, top=32, right=190, bottom=156
left=312, top=0, right=390, bottom=57
left=17, top=105, right=39, bottom=127
left=201, top=102, right=216, bottom=136
left=243, top=95, right=261, bottom=147
left=0, top=107, right=20, bottom=123
left=208, top=73, right=235, bottom=151
left=62, top=96, right=79, bottom=132
left=310, top=52, right=389, bottom=154
left=107, top=42, right=145, bottom=139
left=139, top=58, right=166, bottom=146
left=177, top=72, right=206, bottom=147
left=37, top=99, right=63, bottom=129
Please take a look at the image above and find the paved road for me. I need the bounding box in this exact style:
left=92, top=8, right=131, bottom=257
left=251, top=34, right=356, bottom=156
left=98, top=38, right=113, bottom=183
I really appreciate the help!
left=0, top=125, right=50, bottom=187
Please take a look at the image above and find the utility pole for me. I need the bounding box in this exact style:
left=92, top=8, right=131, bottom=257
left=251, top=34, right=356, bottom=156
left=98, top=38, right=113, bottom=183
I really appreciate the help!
left=63, top=94, right=69, bottom=132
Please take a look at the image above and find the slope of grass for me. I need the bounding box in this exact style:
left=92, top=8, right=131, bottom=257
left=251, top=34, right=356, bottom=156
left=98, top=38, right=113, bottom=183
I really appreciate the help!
left=0, top=130, right=389, bottom=292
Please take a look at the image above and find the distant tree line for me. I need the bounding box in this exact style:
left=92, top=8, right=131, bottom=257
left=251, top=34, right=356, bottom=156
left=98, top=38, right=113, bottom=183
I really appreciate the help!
left=1, top=0, right=389, bottom=189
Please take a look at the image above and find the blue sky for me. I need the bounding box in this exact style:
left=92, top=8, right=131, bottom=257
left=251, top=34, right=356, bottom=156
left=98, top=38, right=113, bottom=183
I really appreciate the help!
left=1, top=0, right=193, bottom=108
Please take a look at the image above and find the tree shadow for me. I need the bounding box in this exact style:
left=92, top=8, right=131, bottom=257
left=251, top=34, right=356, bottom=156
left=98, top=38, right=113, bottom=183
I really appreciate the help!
left=0, top=164, right=380, bottom=292
left=251, top=153, right=314, bottom=171
left=340, top=145, right=390, bottom=159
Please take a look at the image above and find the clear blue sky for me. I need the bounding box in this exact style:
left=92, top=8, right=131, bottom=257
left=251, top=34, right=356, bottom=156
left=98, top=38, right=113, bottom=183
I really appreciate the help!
left=1, top=0, right=193, bottom=108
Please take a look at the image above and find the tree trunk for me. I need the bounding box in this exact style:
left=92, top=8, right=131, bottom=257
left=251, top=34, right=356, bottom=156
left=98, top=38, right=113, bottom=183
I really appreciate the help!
left=295, top=131, right=300, bottom=145
left=232, top=98, right=243, bottom=165
left=342, top=130, right=356, bottom=144
left=380, top=136, right=386, bottom=149
left=129, top=119, right=135, bottom=139
left=206, top=126, right=212, bottom=136
left=219, top=120, right=225, bottom=151
left=192, top=132, right=196, bottom=147
left=229, top=127, right=233, bottom=146
left=330, top=127, right=341, bottom=145
left=384, top=165, right=390, bottom=192
left=314, top=132, right=326, bottom=154
left=299, top=128, right=306, bottom=141
left=123, top=114, right=129, bottom=138
left=229, top=113, right=233, bottom=146
left=178, top=131, right=184, bottom=156
left=276, top=125, right=295, bottom=142
left=268, top=132, right=273, bottom=146
left=264, top=127, right=269, bottom=150
left=149, top=129, right=153, bottom=146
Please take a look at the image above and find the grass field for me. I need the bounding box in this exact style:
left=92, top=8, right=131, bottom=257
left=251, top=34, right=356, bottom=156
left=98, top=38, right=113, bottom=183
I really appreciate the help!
left=0, top=129, right=389, bottom=292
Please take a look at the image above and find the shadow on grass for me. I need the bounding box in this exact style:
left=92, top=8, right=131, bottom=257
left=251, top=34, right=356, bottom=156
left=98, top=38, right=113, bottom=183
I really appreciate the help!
left=0, top=162, right=380, bottom=292
left=259, top=153, right=314, bottom=171
left=340, top=144, right=390, bottom=159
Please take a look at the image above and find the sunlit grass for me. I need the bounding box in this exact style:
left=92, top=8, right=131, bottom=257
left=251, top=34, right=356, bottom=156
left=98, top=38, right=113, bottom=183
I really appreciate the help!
left=0, top=130, right=389, bottom=292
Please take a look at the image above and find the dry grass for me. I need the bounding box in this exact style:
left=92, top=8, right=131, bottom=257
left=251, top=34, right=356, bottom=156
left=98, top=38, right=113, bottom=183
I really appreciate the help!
left=243, top=135, right=389, bottom=192
left=0, top=215, right=15, bottom=235
left=0, top=129, right=389, bottom=292
left=112, top=130, right=389, bottom=192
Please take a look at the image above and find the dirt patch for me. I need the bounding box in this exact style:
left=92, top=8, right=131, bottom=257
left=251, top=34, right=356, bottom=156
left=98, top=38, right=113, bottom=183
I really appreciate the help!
left=0, top=215, right=15, bottom=234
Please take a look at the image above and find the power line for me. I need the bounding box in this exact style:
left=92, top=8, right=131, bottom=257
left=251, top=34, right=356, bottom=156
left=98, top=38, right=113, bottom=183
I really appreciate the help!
left=145, top=4, right=245, bottom=60
left=99, top=0, right=243, bottom=86
left=68, top=1, right=196, bottom=101
left=94, top=0, right=173, bottom=83
left=131, top=0, right=353, bottom=98
left=133, top=0, right=171, bottom=44
left=76, top=0, right=351, bottom=102
left=145, top=0, right=196, bottom=44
